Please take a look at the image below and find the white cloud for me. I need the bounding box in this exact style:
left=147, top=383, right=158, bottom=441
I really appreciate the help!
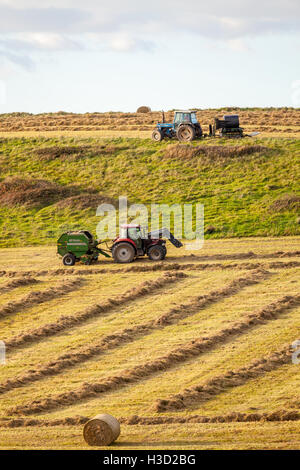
left=107, top=33, right=154, bottom=52
left=226, top=38, right=251, bottom=52
left=0, top=1, right=298, bottom=69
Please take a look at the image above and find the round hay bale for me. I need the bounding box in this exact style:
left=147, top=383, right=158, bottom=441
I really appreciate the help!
left=137, top=106, right=151, bottom=113
left=83, top=414, right=120, bottom=446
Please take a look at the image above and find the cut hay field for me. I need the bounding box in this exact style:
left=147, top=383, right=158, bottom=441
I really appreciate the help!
left=0, top=237, right=300, bottom=449
left=0, top=108, right=299, bottom=138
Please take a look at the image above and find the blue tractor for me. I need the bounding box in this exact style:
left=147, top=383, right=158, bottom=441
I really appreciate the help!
left=152, top=110, right=203, bottom=142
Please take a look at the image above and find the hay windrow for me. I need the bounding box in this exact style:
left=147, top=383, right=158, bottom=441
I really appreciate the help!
left=1, top=409, right=299, bottom=428
left=119, top=410, right=300, bottom=425
left=174, top=250, right=300, bottom=262
left=154, top=346, right=293, bottom=412
left=0, top=277, right=84, bottom=320
left=0, top=258, right=299, bottom=279
left=0, top=277, right=38, bottom=293
left=5, top=272, right=186, bottom=351
left=0, top=270, right=270, bottom=393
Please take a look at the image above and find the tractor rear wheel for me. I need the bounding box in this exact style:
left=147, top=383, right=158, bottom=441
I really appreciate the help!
left=62, top=253, right=76, bottom=266
left=148, top=245, right=165, bottom=261
left=177, top=125, right=195, bottom=142
left=152, top=129, right=164, bottom=142
left=112, top=242, right=135, bottom=263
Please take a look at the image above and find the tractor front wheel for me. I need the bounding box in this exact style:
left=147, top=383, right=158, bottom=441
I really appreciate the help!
left=62, top=253, right=76, bottom=266
left=152, top=129, right=164, bottom=142
left=177, top=125, right=195, bottom=142
left=148, top=245, right=165, bottom=261
left=112, top=242, right=135, bottom=263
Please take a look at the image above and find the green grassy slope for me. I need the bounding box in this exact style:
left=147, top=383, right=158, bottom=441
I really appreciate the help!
left=0, top=136, right=299, bottom=247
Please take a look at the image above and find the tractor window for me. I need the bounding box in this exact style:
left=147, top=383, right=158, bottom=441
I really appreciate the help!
left=174, top=113, right=182, bottom=124
left=191, top=113, right=197, bottom=123
left=128, top=227, right=141, bottom=240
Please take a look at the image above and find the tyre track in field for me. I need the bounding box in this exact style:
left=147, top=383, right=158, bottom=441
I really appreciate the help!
left=0, top=259, right=299, bottom=279
left=1, top=409, right=299, bottom=428
left=0, top=270, right=268, bottom=394
left=10, top=273, right=299, bottom=416
left=0, top=278, right=84, bottom=320
left=4, top=272, right=186, bottom=351
left=0, top=277, right=39, bottom=293
left=154, top=346, right=293, bottom=412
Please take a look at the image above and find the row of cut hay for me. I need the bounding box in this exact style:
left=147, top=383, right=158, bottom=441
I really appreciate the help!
left=4, top=272, right=186, bottom=351
left=183, top=250, right=300, bottom=262
left=0, top=270, right=269, bottom=393
left=0, top=277, right=38, bottom=293
left=0, top=277, right=84, bottom=320
left=1, top=409, right=300, bottom=428
left=154, top=346, right=293, bottom=412
left=120, top=410, right=300, bottom=424
left=0, top=259, right=299, bottom=280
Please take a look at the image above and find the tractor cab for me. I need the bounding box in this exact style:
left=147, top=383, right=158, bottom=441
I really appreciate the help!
left=152, top=110, right=202, bottom=142
left=174, top=111, right=198, bottom=127
left=119, top=224, right=143, bottom=239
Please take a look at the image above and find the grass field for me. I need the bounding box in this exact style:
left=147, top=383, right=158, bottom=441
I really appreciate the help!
left=0, top=237, right=300, bottom=449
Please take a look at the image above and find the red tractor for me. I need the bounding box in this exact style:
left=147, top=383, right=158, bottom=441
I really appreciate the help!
left=111, top=224, right=183, bottom=263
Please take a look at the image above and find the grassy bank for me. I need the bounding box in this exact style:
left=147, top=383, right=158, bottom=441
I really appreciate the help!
left=0, top=136, right=299, bottom=247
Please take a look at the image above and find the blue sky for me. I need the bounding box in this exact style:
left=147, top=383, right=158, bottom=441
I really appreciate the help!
left=0, top=1, right=299, bottom=113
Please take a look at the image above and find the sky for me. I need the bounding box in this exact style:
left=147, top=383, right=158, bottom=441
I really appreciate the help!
left=0, top=0, right=299, bottom=113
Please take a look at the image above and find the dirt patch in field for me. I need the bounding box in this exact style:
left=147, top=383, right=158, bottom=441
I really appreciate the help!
left=154, top=346, right=293, bottom=412
left=32, top=144, right=123, bottom=161
left=163, top=144, right=269, bottom=164
left=5, top=272, right=186, bottom=352
left=33, top=145, right=90, bottom=161
left=269, top=194, right=300, bottom=213
left=0, top=277, right=84, bottom=320
left=0, top=176, right=78, bottom=208
left=0, top=271, right=269, bottom=393
left=0, top=176, right=116, bottom=210
left=55, top=193, right=117, bottom=210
